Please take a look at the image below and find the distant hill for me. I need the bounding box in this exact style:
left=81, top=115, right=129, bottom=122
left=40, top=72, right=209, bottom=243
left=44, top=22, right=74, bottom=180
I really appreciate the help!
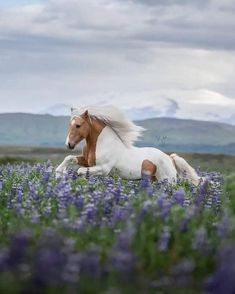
left=138, top=117, right=235, bottom=154
left=0, top=113, right=68, bottom=147
left=0, top=113, right=235, bottom=154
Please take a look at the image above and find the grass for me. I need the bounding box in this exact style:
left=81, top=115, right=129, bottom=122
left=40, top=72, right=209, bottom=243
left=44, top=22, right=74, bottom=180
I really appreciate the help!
left=0, top=145, right=235, bottom=173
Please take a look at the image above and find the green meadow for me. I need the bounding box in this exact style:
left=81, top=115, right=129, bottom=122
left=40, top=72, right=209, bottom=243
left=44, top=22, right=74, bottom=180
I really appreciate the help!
left=1, top=145, right=234, bottom=174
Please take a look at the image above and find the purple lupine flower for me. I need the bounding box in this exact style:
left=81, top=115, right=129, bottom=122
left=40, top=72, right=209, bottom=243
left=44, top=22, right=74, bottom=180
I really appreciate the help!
left=179, top=206, right=197, bottom=232
left=0, top=176, right=3, bottom=190
left=42, top=170, right=50, bottom=183
left=109, top=249, right=136, bottom=275
left=109, top=225, right=136, bottom=275
left=6, top=192, right=11, bottom=209
left=139, top=200, right=152, bottom=218
left=7, top=231, right=32, bottom=268
left=172, top=188, right=185, bottom=206
left=103, top=195, right=114, bottom=216
left=192, top=227, right=210, bottom=253
left=57, top=182, right=72, bottom=208
left=11, top=185, right=24, bottom=215
left=15, top=185, right=23, bottom=203
left=117, top=224, right=136, bottom=249
left=28, top=182, right=38, bottom=201
left=195, top=177, right=210, bottom=206
left=67, top=167, right=78, bottom=181
left=111, top=205, right=129, bottom=225
left=141, top=172, right=153, bottom=196
left=0, top=248, right=9, bottom=272
left=113, top=181, right=122, bottom=203
left=205, top=243, right=235, bottom=294
left=80, top=245, right=101, bottom=277
left=74, top=195, right=84, bottom=211
left=157, top=192, right=171, bottom=219
left=210, top=174, right=223, bottom=209
left=44, top=183, right=54, bottom=199
left=32, top=230, right=66, bottom=286
left=11, top=183, right=17, bottom=195
left=62, top=253, right=80, bottom=283
left=72, top=218, right=84, bottom=231
left=43, top=204, right=52, bottom=218
left=83, top=203, right=97, bottom=223
left=215, top=212, right=230, bottom=238
left=30, top=210, right=40, bottom=224
left=158, top=226, right=171, bottom=252
left=33, top=247, right=66, bottom=286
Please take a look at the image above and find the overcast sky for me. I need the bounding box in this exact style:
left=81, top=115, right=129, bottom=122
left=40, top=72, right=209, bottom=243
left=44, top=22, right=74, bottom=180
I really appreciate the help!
left=0, top=0, right=235, bottom=121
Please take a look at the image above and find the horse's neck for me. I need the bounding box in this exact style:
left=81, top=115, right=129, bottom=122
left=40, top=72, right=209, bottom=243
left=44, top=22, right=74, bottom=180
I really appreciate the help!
left=85, top=117, right=106, bottom=166
left=96, top=125, right=130, bottom=153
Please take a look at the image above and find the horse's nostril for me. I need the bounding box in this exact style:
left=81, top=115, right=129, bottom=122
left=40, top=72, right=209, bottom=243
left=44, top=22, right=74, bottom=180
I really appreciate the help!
left=67, top=142, right=74, bottom=150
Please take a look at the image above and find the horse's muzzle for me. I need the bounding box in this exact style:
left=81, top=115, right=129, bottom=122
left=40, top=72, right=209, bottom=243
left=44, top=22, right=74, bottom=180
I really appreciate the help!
left=67, top=142, right=75, bottom=150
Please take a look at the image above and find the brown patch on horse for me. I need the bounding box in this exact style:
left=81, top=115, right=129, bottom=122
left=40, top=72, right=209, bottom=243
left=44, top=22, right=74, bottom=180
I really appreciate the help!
left=80, top=113, right=105, bottom=167
left=76, top=145, right=89, bottom=167
left=141, top=159, right=157, bottom=181
left=67, top=110, right=106, bottom=167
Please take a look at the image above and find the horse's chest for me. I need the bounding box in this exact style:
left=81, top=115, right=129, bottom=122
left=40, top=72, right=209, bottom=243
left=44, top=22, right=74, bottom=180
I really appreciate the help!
left=95, top=148, right=111, bottom=165
left=95, top=130, right=120, bottom=165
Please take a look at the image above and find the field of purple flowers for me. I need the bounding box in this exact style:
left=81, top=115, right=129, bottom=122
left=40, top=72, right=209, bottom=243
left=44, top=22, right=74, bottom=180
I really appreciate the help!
left=0, top=161, right=234, bottom=293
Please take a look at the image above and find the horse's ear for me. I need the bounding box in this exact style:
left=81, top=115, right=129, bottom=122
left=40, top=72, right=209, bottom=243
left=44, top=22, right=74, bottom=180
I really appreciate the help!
left=84, top=110, right=89, bottom=118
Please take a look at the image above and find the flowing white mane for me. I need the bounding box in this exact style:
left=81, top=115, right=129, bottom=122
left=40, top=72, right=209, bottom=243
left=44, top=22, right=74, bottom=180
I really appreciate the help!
left=71, top=105, right=145, bottom=147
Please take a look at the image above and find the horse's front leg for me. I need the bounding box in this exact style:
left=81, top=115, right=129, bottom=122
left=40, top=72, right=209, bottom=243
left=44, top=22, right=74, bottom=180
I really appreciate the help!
left=56, top=154, right=88, bottom=177
left=77, top=164, right=111, bottom=177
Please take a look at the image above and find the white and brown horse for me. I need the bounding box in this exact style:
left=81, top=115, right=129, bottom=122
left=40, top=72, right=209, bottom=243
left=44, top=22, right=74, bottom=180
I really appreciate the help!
left=56, top=105, right=200, bottom=185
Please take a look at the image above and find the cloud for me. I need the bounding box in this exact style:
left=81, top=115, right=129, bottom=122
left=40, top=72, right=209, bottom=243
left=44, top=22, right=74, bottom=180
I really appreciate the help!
left=124, top=106, right=161, bottom=120
left=165, top=99, right=180, bottom=117
left=189, top=90, right=235, bottom=106
left=128, top=0, right=208, bottom=6
left=1, top=0, right=235, bottom=50
left=0, top=0, right=234, bottom=123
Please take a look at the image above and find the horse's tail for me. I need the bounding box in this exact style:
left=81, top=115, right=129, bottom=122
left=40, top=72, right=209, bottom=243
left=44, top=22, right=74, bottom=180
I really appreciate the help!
left=170, top=153, right=200, bottom=186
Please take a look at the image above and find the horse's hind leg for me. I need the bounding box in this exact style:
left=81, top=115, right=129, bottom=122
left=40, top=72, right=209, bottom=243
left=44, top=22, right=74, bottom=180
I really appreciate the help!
left=141, top=159, right=157, bottom=181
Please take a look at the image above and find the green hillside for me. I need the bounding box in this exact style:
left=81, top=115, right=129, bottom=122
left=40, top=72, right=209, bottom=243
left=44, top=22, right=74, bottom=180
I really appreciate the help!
left=0, top=113, right=235, bottom=154
left=0, top=113, right=68, bottom=146
left=138, top=117, right=235, bottom=153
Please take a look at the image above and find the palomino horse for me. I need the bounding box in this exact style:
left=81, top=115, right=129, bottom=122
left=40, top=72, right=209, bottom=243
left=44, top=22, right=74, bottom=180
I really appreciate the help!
left=56, top=105, right=200, bottom=185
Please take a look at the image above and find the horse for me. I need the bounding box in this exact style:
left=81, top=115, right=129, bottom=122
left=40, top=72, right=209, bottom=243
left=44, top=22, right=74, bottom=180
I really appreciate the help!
left=56, top=105, right=200, bottom=185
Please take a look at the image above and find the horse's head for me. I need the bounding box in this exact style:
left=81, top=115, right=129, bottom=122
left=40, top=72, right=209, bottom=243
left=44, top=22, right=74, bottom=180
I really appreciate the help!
left=66, top=109, right=91, bottom=150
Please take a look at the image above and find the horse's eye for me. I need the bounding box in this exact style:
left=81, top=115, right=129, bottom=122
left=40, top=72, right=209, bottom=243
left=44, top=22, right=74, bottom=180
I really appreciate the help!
left=76, top=124, right=80, bottom=128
